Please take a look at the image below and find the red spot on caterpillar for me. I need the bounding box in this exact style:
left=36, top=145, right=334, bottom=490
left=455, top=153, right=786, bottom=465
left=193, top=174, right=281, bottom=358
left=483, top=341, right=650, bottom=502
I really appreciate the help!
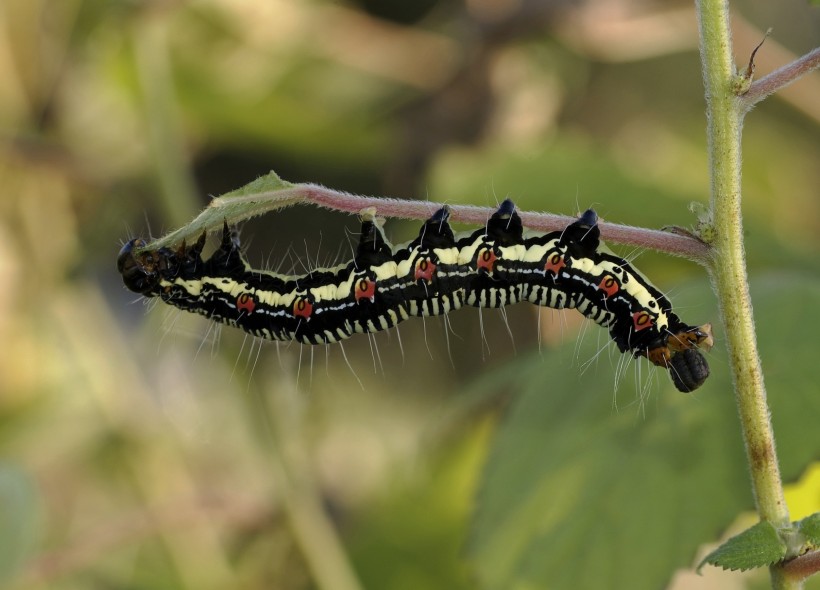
left=598, top=275, right=619, bottom=298
left=632, top=311, right=653, bottom=331
left=476, top=248, right=497, bottom=273
left=414, top=258, right=436, bottom=282
left=544, top=253, right=565, bottom=276
left=355, top=278, right=376, bottom=302
left=293, top=297, right=313, bottom=320
left=236, top=293, right=256, bottom=314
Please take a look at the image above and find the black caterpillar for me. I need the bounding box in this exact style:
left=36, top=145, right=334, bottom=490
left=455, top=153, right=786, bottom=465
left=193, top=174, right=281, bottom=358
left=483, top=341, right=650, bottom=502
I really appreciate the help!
left=118, top=200, right=713, bottom=392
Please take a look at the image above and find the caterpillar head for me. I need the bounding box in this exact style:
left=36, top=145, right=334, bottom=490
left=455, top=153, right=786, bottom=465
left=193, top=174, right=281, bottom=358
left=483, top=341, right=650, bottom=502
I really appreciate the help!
left=118, top=233, right=208, bottom=295
left=117, top=239, right=161, bottom=295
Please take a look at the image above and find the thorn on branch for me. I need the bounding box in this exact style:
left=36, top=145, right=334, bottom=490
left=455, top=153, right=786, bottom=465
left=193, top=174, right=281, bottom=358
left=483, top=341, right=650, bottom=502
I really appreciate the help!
left=733, top=28, right=772, bottom=96
left=740, top=45, right=820, bottom=110
left=746, top=29, right=772, bottom=78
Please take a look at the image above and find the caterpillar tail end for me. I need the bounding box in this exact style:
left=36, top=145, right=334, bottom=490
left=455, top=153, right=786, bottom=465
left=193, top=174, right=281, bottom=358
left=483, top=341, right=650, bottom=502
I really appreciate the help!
left=669, top=349, right=710, bottom=393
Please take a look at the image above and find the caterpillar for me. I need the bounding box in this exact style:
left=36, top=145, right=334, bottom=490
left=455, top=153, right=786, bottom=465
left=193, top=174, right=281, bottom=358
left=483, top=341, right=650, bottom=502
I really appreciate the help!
left=118, top=200, right=713, bottom=392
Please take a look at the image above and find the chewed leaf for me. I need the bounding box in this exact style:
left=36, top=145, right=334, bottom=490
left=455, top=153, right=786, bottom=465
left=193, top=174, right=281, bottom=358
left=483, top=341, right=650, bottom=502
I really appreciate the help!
left=145, top=170, right=295, bottom=251
left=798, top=513, right=820, bottom=547
left=697, top=521, right=787, bottom=573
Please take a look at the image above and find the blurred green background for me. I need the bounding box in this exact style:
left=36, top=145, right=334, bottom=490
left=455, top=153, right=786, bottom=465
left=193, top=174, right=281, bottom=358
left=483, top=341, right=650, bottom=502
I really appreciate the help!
left=0, top=0, right=818, bottom=589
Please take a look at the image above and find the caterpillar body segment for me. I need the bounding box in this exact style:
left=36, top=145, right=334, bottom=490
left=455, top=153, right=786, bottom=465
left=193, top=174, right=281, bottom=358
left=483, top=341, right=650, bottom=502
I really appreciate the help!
left=118, top=200, right=713, bottom=391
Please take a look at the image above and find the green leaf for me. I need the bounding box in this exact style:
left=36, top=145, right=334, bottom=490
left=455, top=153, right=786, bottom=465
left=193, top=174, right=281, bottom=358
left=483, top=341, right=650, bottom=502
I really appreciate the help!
left=0, top=463, right=39, bottom=583
left=798, top=513, right=820, bottom=547
left=145, top=170, right=295, bottom=250
left=697, top=521, right=786, bottom=572
left=144, top=172, right=301, bottom=250
left=220, top=169, right=293, bottom=198
left=467, top=275, right=820, bottom=590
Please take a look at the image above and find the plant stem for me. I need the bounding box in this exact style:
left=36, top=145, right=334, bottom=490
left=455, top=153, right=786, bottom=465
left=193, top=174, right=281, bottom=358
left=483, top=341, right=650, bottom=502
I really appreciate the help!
left=695, top=0, right=794, bottom=587
left=146, top=182, right=711, bottom=261
left=783, top=550, right=820, bottom=581
left=296, top=185, right=712, bottom=260
left=740, top=46, right=820, bottom=112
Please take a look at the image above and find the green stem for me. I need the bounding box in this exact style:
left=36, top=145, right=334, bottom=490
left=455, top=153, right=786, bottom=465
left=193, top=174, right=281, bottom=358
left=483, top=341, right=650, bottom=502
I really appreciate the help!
left=695, top=0, right=794, bottom=587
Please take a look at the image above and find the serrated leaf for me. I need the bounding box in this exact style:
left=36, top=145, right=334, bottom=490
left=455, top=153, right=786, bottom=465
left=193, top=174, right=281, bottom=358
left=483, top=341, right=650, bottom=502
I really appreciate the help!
left=467, top=275, right=820, bottom=590
left=0, top=463, right=39, bottom=583
left=798, top=513, right=820, bottom=546
left=146, top=170, right=295, bottom=250
left=697, top=521, right=786, bottom=572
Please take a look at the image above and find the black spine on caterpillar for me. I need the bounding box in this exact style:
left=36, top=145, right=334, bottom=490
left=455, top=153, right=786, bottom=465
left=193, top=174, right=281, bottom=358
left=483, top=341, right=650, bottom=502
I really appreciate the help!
left=117, top=200, right=713, bottom=391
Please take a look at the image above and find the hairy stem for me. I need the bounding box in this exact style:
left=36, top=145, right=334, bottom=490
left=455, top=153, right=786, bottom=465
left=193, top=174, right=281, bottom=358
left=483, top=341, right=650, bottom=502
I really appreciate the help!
left=740, top=46, right=820, bottom=112
left=144, top=180, right=711, bottom=262
left=236, top=185, right=711, bottom=259
left=783, top=550, right=820, bottom=582
left=696, top=0, right=794, bottom=587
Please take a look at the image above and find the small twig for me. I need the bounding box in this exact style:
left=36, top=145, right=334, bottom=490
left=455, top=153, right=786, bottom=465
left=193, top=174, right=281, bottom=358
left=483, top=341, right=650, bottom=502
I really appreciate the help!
left=212, top=183, right=712, bottom=263
left=783, top=550, right=820, bottom=582
left=740, top=46, right=820, bottom=111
